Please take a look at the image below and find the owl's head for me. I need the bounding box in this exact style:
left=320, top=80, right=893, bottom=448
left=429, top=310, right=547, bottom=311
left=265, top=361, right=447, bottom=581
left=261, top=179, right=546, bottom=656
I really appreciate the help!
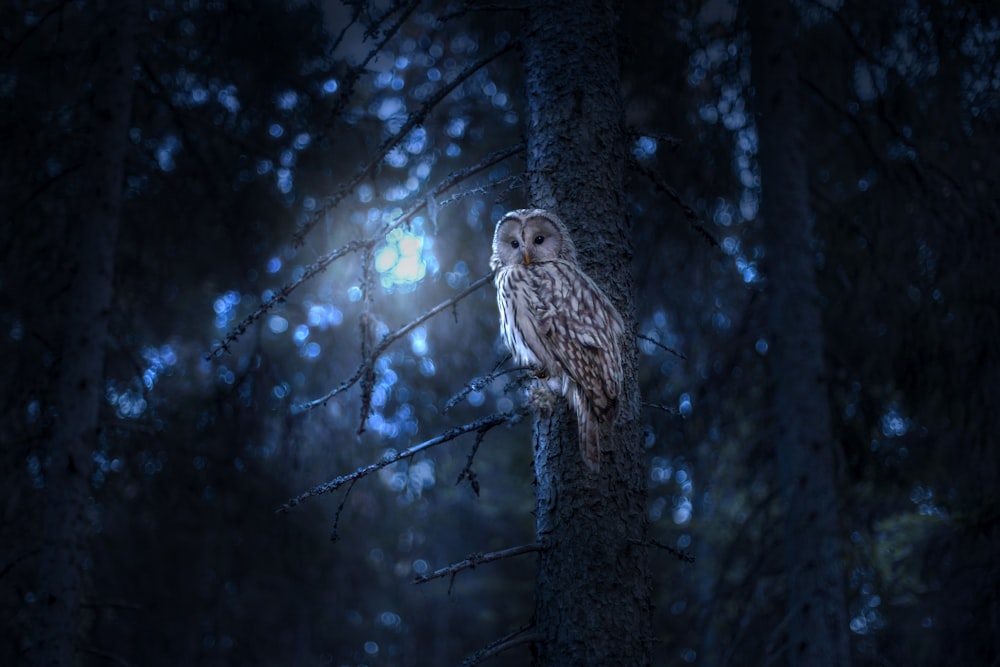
left=489, top=208, right=578, bottom=272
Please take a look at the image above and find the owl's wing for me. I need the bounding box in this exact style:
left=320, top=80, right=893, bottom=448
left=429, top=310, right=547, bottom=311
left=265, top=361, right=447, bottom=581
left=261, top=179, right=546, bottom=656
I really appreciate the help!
left=533, top=259, right=625, bottom=413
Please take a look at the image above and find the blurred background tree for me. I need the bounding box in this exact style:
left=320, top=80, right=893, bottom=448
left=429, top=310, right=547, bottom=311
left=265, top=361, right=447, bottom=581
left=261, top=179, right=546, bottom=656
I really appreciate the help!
left=1, top=0, right=996, bottom=666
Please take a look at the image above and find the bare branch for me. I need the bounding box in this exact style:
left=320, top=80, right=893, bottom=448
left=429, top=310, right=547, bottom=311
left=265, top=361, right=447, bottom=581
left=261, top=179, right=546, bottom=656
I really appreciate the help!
left=0, top=547, right=39, bottom=581
left=637, top=538, right=696, bottom=563
left=461, top=622, right=540, bottom=667
left=444, top=358, right=536, bottom=413
left=414, top=543, right=540, bottom=586
left=629, top=157, right=720, bottom=248
left=277, top=407, right=528, bottom=513
left=206, top=239, right=370, bottom=359
left=642, top=401, right=679, bottom=415
left=439, top=2, right=528, bottom=23
left=292, top=363, right=366, bottom=414
left=329, top=478, right=358, bottom=543
left=627, top=125, right=682, bottom=150
left=455, top=429, right=486, bottom=496
left=295, top=39, right=520, bottom=245
left=637, top=332, right=686, bottom=360
left=375, top=273, right=493, bottom=356
left=293, top=273, right=493, bottom=414
left=436, top=173, right=523, bottom=208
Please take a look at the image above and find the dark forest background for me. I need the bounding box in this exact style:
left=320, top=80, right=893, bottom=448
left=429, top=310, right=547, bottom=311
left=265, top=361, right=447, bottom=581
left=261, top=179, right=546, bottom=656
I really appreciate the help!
left=2, top=0, right=997, bottom=665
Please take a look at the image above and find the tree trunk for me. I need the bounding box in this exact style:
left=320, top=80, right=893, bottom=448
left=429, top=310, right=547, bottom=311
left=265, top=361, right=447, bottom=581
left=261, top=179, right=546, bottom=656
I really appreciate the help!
left=523, top=1, right=652, bottom=664
left=750, top=2, right=851, bottom=667
left=29, top=3, right=138, bottom=665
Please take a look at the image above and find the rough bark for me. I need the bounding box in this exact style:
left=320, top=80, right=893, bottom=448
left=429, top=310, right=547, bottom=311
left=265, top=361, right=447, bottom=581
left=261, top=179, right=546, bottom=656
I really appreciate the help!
left=28, top=3, right=138, bottom=665
left=750, top=2, right=851, bottom=666
left=523, top=1, right=652, bottom=665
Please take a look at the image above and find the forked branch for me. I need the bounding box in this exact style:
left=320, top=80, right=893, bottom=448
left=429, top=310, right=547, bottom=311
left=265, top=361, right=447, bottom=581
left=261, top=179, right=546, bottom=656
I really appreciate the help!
left=277, top=407, right=527, bottom=513
left=293, top=273, right=493, bottom=413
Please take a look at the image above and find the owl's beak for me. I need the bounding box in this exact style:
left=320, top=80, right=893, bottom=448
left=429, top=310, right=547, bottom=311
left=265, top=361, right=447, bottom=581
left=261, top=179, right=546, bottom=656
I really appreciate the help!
left=523, top=250, right=531, bottom=265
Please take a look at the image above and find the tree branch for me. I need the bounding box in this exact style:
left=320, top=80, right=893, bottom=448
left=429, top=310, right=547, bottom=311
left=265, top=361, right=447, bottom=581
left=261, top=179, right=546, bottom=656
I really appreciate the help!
left=413, top=543, right=540, bottom=586
left=329, top=477, right=358, bottom=543
left=205, top=239, right=371, bottom=359
left=292, top=273, right=493, bottom=414
left=637, top=332, right=686, bottom=360
left=629, top=157, right=720, bottom=248
left=277, top=407, right=528, bottom=513
left=461, top=622, right=540, bottom=667
left=455, top=428, right=487, bottom=496
left=444, top=356, right=535, bottom=414
left=439, top=2, right=528, bottom=23
left=640, top=538, right=696, bottom=563
left=642, top=401, right=679, bottom=415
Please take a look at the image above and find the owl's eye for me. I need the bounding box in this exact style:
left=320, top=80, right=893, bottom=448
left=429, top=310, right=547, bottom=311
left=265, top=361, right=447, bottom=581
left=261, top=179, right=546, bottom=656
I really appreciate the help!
left=510, top=240, right=520, bottom=249
left=534, top=235, right=545, bottom=245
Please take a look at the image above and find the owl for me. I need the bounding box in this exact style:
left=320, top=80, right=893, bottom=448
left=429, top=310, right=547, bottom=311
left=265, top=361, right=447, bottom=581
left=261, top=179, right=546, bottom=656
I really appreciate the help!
left=490, top=208, right=625, bottom=472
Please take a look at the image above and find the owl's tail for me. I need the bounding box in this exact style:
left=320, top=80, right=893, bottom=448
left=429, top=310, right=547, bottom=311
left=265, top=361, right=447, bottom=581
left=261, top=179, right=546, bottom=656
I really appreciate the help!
left=570, top=387, right=601, bottom=472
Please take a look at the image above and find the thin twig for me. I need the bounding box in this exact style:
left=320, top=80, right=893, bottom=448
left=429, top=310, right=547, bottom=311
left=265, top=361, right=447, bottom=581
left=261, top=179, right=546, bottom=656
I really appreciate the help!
left=642, top=401, right=679, bottom=415
left=461, top=622, right=540, bottom=667
left=277, top=407, right=528, bottom=513
left=643, top=538, right=696, bottom=563
left=439, top=2, right=527, bottom=23
left=444, top=356, right=532, bottom=413
left=329, top=477, right=358, bottom=543
left=414, top=543, right=540, bottom=586
left=637, top=332, right=686, bottom=360
left=627, top=125, right=683, bottom=150
left=629, top=158, right=720, bottom=248
left=375, top=274, right=493, bottom=356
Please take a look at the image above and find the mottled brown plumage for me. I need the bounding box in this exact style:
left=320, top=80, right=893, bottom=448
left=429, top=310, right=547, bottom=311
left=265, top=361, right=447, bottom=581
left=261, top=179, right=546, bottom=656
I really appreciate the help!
left=490, top=209, right=625, bottom=471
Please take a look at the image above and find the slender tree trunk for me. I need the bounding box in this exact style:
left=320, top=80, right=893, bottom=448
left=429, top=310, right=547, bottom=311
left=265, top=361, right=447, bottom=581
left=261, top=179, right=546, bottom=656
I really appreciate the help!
left=750, top=2, right=850, bottom=667
left=29, top=3, right=138, bottom=665
left=523, top=1, right=652, bottom=664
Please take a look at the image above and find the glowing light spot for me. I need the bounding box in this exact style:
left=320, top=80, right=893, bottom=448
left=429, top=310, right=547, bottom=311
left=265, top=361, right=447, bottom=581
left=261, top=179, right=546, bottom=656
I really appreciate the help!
left=269, top=316, right=288, bottom=333
left=375, top=229, right=430, bottom=288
